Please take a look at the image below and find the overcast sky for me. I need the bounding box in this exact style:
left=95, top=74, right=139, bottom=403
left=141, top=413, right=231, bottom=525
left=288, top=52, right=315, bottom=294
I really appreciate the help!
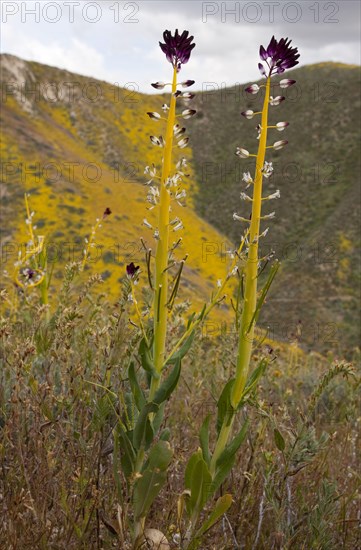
left=1, top=1, right=360, bottom=92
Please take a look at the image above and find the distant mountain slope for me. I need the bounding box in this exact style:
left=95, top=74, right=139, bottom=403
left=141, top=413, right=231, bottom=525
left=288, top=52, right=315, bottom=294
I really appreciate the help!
left=0, top=53, right=232, bottom=318
left=1, top=55, right=360, bottom=353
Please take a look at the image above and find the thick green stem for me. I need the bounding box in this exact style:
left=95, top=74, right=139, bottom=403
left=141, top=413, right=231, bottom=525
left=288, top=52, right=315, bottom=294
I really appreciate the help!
left=133, top=517, right=146, bottom=550
left=149, top=68, right=178, bottom=400
left=231, top=77, right=271, bottom=409
left=209, top=415, right=235, bottom=476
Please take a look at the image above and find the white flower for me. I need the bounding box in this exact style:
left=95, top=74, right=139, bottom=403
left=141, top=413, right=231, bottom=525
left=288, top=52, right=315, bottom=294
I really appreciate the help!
left=176, top=157, right=188, bottom=170
left=147, top=186, right=159, bottom=205
left=269, top=96, right=285, bottom=106
left=217, top=279, right=222, bottom=288
left=260, top=227, right=269, bottom=238
left=242, top=172, right=253, bottom=185
left=240, top=192, right=252, bottom=201
left=143, top=218, right=153, bottom=229
left=262, top=161, right=274, bottom=178
left=144, top=164, right=157, bottom=177
left=262, top=211, right=276, bottom=219
left=266, top=190, right=281, bottom=200
left=175, top=189, right=187, bottom=200
left=233, top=213, right=249, bottom=222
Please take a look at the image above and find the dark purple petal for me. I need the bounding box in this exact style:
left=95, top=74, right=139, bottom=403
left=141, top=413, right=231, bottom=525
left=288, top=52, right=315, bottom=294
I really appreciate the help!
left=258, top=63, right=267, bottom=77
left=159, top=29, right=196, bottom=69
left=259, top=36, right=299, bottom=77
left=267, top=36, right=278, bottom=57
left=259, top=45, right=267, bottom=60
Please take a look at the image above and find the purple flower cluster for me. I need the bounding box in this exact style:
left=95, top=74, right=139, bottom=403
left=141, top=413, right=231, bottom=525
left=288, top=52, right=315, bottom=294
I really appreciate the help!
left=159, top=29, right=195, bottom=70
left=259, top=35, right=299, bottom=77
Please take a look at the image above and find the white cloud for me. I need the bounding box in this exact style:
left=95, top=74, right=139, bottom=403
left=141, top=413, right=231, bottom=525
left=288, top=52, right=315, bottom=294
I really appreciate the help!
left=1, top=0, right=359, bottom=92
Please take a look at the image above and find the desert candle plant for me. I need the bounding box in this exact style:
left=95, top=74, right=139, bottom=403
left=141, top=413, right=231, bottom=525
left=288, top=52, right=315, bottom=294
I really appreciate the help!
left=180, top=36, right=299, bottom=548
left=115, top=30, right=197, bottom=549
left=214, top=36, right=300, bottom=461
left=147, top=30, right=196, bottom=400
left=232, top=36, right=299, bottom=409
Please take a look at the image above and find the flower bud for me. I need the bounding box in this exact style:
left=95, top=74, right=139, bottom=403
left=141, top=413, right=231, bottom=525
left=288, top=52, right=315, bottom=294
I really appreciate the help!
left=236, top=147, right=250, bottom=158
left=151, top=82, right=166, bottom=89
left=174, top=124, right=186, bottom=136
left=182, top=109, right=196, bottom=119
left=180, top=80, right=195, bottom=88
left=276, top=121, right=289, bottom=131
left=279, top=79, right=296, bottom=88
left=150, top=136, right=164, bottom=147
left=177, top=137, right=189, bottom=149
left=273, top=140, right=288, bottom=150
left=182, top=92, right=195, bottom=100
left=241, top=110, right=255, bottom=119
left=147, top=112, right=161, bottom=120
left=245, top=84, right=260, bottom=94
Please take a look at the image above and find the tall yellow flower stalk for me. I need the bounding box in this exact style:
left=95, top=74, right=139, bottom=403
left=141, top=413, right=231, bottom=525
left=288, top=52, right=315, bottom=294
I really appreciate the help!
left=231, top=76, right=271, bottom=408
left=211, top=35, right=299, bottom=472
left=151, top=66, right=178, bottom=397
left=232, top=36, right=299, bottom=407
left=145, top=30, right=196, bottom=399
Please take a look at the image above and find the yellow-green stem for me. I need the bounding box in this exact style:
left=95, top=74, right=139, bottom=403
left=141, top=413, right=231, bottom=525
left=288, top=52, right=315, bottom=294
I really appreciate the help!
left=209, top=416, right=235, bottom=476
left=231, top=77, right=271, bottom=409
left=149, top=67, right=178, bottom=400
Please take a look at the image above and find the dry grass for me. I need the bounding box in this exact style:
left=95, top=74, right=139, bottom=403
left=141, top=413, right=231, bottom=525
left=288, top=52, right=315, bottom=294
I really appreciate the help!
left=0, top=277, right=359, bottom=549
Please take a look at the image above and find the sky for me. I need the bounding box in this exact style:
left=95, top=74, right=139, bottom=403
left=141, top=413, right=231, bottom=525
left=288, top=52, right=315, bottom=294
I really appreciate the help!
left=1, top=0, right=360, bottom=92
